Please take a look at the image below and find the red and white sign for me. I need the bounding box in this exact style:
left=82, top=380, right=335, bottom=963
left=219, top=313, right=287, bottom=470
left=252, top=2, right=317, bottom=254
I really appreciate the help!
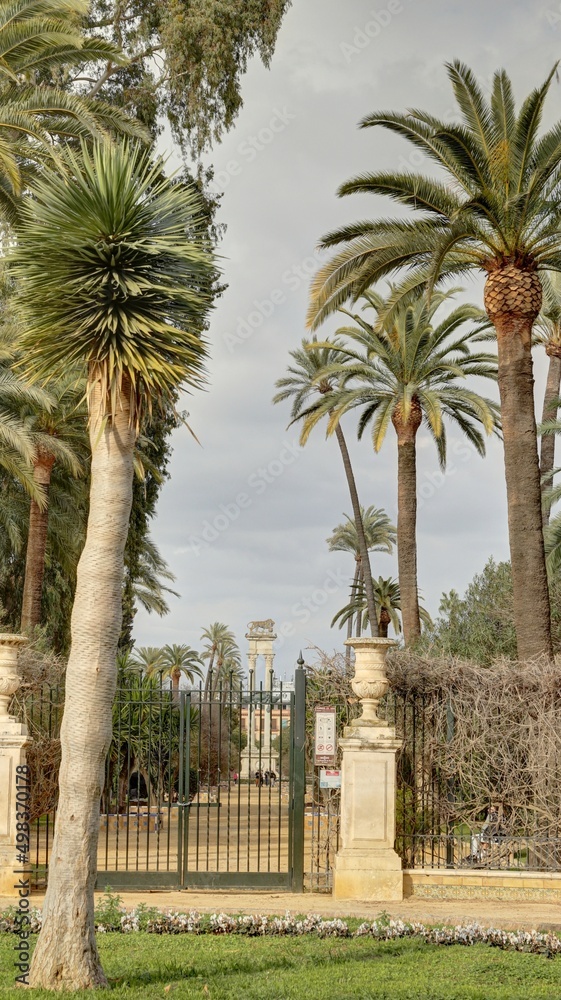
left=319, top=769, right=341, bottom=789
left=314, top=705, right=337, bottom=766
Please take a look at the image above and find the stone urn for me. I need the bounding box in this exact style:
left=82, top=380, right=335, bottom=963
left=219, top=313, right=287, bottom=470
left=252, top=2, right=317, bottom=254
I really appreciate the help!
left=344, top=636, right=395, bottom=728
left=0, top=634, right=28, bottom=724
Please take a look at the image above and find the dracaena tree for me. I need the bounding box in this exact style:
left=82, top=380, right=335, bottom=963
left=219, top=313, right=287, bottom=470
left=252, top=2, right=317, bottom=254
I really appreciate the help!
left=307, top=61, right=561, bottom=660
left=12, top=140, right=216, bottom=990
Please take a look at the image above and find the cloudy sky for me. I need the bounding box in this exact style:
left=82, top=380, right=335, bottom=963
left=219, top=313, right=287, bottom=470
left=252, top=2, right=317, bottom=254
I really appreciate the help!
left=134, top=0, right=561, bottom=680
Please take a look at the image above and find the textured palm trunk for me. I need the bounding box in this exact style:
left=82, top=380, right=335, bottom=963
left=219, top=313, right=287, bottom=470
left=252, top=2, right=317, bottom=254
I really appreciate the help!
left=392, top=403, right=422, bottom=646
left=484, top=265, right=552, bottom=661
left=334, top=422, right=379, bottom=636
left=379, top=607, right=391, bottom=638
left=20, top=450, right=55, bottom=631
left=29, top=379, right=136, bottom=990
left=539, top=345, right=561, bottom=527
left=346, top=558, right=361, bottom=668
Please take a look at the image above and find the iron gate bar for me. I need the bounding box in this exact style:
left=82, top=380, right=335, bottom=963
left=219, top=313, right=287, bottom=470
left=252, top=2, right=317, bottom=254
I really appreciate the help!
left=291, top=664, right=306, bottom=893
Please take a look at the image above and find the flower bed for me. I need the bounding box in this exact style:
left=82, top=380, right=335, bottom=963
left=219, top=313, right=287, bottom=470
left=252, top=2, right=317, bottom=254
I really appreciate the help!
left=1, top=894, right=560, bottom=957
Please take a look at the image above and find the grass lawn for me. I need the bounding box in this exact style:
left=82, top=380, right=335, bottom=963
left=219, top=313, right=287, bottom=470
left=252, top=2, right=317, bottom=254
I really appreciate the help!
left=1, top=933, right=561, bottom=999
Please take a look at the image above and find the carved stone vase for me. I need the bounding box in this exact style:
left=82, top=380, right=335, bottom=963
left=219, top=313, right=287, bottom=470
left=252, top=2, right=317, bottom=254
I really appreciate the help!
left=0, top=634, right=27, bottom=724
left=345, top=636, right=395, bottom=729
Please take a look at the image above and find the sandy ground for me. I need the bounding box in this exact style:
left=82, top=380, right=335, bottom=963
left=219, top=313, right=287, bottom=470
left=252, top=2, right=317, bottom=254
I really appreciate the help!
left=2, top=889, right=560, bottom=934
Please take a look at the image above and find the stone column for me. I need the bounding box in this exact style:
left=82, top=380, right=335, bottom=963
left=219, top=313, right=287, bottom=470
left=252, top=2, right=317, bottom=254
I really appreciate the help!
left=333, top=636, right=403, bottom=902
left=240, top=652, right=259, bottom=780
left=263, top=653, right=274, bottom=753
left=0, top=635, right=29, bottom=896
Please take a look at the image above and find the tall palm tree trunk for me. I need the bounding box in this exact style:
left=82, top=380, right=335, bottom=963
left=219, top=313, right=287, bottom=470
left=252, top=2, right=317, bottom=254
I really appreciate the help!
left=29, top=381, right=136, bottom=990
left=346, top=558, right=361, bottom=667
left=484, top=267, right=553, bottom=661
left=540, top=345, right=561, bottom=527
left=392, top=405, right=422, bottom=645
left=334, top=423, right=379, bottom=636
left=20, top=449, right=55, bottom=630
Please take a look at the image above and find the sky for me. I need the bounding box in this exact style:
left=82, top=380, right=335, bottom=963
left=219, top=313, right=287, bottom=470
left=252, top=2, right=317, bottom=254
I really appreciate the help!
left=134, top=0, right=561, bottom=681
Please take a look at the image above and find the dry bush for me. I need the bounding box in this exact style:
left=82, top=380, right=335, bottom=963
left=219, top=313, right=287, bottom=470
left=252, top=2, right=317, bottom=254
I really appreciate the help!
left=387, top=651, right=561, bottom=838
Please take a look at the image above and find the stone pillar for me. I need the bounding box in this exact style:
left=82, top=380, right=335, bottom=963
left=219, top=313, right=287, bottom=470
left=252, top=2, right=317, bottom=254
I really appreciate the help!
left=333, top=636, right=403, bottom=902
left=0, top=635, right=29, bottom=896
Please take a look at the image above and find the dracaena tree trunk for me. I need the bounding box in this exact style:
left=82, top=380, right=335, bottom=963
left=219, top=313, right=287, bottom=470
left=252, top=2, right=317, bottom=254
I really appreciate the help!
left=392, top=401, right=422, bottom=646
left=484, top=265, right=553, bottom=661
left=20, top=448, right=55, bottom=630
left=29, top=381, right=136, bottom=990
left=540, top=344, right=561, bottom=528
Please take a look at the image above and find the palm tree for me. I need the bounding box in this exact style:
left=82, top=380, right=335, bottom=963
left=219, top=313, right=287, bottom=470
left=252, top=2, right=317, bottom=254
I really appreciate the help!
left=131, top=534, right=179, bottom=618
left=151, top=643, right=203, bottom=704
left=0, top=0, right=140, bottom=220
left=20, top=374, right=87, bottom=630
left=327, top=505, right=395, bottom=659
left=131, top=645, right=166, bottom=674
left=307, top=289, right=498, bottom=644
left=200, top=622, right=239, bottom=696
left=13, top=141, right=215, bottom=990
left=274, top=339, right=380, bottom=635
left=331, top=575, right=432, bottom=638
left=307, top=62, right=561, bottom=660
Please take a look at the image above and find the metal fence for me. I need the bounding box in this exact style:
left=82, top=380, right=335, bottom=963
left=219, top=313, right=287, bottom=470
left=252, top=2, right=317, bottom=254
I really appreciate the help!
left=15, top=668, right=307, bottom=892
left=304, top=687, right=561, bottom=886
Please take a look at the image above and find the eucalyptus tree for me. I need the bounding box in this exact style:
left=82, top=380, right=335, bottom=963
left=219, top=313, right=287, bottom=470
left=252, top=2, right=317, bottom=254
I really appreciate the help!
left=307, top=61, right=561, bottom=659
left=274, top=339, right=380, bottom=635
left=83, top=0, right=292, bottom=152
left=12, top=141, right=216, bottom=990
left=327, top=505, right=395, bottom=656
left=308, top=290, right=498, bottom=644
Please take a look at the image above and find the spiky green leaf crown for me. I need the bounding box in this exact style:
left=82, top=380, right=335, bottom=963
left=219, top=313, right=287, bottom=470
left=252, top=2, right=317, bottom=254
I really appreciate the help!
left=12, top=141, right=216, bottom=424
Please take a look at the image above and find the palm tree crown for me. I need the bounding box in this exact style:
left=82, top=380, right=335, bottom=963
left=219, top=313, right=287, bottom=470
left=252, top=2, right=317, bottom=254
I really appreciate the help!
left=274, top=337, right=381, bottom=635
left=306, top=61, right=561, bottom=658
left=306, top=289, right=499, bottom=643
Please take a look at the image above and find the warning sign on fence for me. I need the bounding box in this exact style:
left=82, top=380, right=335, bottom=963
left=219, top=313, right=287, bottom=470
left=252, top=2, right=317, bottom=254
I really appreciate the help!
left=314, top=705, right=337, bottom=766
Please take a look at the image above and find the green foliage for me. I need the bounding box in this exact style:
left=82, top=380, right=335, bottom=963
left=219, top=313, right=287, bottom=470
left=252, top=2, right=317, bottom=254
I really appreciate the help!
left=86, top=0, right=292, bottom=152
left=93, top=889, right=126, bottom=932
left=308, top=61, right=561, bottom=327
left=13, top=141, right=216, bottom=423
left=419, top=558, right=517, bottom=664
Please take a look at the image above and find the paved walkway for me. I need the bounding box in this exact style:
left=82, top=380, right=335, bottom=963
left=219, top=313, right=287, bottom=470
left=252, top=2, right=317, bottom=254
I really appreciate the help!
left=3, top=890, right=560, bottom=933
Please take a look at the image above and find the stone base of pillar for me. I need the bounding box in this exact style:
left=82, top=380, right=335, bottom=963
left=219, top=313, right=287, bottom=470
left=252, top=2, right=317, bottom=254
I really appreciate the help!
left=0, top=721, right=30, bottom=898
left=333, top=849, right=403, bottom=901
left=333, top=726, right=403, bottom=903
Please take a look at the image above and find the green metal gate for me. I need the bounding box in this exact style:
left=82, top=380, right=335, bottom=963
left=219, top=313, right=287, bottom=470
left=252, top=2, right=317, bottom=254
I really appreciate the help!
left=23, top=664, right=306, bottom=892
